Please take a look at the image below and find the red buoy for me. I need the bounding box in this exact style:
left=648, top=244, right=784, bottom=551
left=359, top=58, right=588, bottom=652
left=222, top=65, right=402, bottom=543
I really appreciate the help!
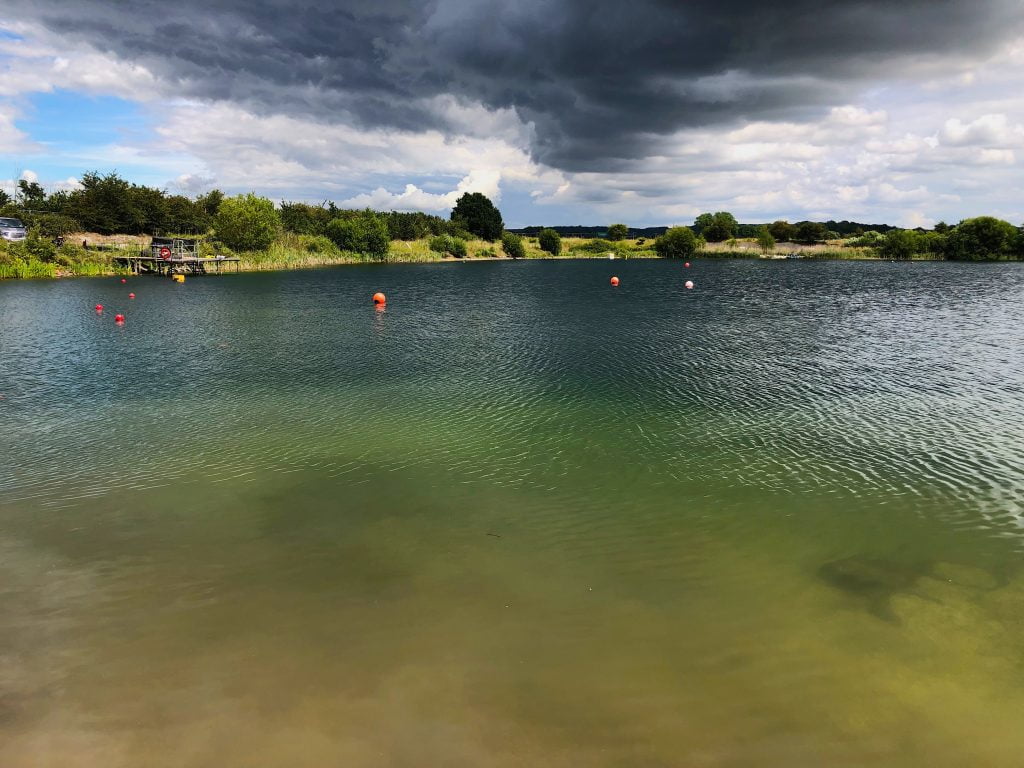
left=121, top=278, right=127, bottom=283
left=610, top=276, right=620, bottom=286
left=129, top=293, right=135, bottom=299
left=114, top=314, right=125, bottom=323
left=95, top=304, right=103, bottom=312
left=372, top=292, right=386, bottom=305
left=684, top=262, right=691, bottom=268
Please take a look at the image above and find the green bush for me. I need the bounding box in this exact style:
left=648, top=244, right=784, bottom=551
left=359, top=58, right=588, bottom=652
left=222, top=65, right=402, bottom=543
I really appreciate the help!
left=879, top=229, right=920, bottom=260
left=654, top=227, right=698, bottom=259
left=429, top=234, right=468, bottom=258
left=215, top=194, right=281, bottom=251
left=25, top=230, right=58, bottom=262
left=848, top=230, right=885, bottom=247
left=325, top=214, right=390, bottom=259
left=946, top=216, right=1018, bottom=260
left=576, top=238, right=618, bottom=255
left=501, top=232, right=525, bottom=259
left=299, top=234, right=339, bottom=254
left=538, top=228, right=561, bottom=255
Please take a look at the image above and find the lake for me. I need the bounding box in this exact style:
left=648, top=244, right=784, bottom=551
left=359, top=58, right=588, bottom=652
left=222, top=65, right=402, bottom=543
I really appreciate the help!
left=2, top=258, right=1023, bottom=766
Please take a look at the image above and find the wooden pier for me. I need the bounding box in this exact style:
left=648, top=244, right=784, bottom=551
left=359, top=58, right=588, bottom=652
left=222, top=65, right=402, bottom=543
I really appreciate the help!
left=113, top=236, right=241, bottom=276
left=113, top=253, right=241, bottom=275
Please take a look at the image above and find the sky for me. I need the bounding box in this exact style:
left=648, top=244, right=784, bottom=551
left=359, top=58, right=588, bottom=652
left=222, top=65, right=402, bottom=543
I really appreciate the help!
left=1, top=1, right=1024, bottom=228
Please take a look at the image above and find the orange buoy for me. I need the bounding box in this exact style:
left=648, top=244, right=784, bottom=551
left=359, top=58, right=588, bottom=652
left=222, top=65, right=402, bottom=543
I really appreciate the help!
left=372, top=292, right=386, bottom=305
left=114, top=314, right=125, bottom=323
left=95, top=304, right=103, bottom=312
left=610, top=276, right=620, bottom=286
left=685, top=280, right=694, bottom=289
left=128, top=293, right=135, bottom=299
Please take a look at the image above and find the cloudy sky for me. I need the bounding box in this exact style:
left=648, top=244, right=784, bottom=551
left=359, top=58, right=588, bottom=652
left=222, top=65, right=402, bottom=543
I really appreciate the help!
left=2, top=0, right=1023, bottom=227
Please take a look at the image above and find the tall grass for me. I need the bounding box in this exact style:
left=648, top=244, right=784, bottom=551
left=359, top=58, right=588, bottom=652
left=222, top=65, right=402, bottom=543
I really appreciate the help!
left=0, top=259, right=58, bottom=279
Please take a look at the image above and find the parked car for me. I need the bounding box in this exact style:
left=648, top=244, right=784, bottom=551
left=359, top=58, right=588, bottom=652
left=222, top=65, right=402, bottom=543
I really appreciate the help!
left=0, top=217, right=27, bottom=242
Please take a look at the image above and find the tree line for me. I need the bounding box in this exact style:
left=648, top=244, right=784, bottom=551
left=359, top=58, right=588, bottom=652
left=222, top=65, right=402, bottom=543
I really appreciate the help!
left=2, top=171, right=1021, bottom=262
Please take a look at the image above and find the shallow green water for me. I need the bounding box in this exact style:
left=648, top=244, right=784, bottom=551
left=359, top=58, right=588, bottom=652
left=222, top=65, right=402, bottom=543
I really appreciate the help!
left=2, top=259, right=1023, bottom=766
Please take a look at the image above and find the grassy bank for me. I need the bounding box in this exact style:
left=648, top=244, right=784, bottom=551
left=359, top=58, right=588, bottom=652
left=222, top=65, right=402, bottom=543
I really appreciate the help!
left=2, top=232, right=938, bottom=281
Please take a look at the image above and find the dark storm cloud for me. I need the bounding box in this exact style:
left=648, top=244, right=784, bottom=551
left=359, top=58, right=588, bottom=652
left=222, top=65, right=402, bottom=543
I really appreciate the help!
left=16, top=0, right=1024, bottom=170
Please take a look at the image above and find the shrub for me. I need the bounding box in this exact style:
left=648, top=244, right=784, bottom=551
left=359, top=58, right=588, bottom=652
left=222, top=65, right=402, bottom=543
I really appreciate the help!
left=946, top=216, right=1018, bottom=260
left=23, top=212, right=80, bottom=240
left=654, top=227, right=698, bottom=259
left=501, top=232, right=525, bottom=259
left=607, top=223, right=628, bottom=241
left=215, top=193, right=281, bottom=251
left=879, top=229, right=920, bottom=260
left=299, top=234, right=339, bottom=254
left=25, top=230, right=58, bottom=262
left=429, top=234, right=467, bottom=258
left=325, top=213, right=390, bottom=259
left=538, top=228, right=561, bottom=255
left=848, top=230, right=884, bottom=247
left=756, top=226, right=775, bottom=254
left=576, top=238, right=618, bottom=255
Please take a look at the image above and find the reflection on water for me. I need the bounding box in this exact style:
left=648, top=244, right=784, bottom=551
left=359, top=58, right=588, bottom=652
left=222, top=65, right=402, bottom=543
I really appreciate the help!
left=1, top=259, right=1024, bottom=766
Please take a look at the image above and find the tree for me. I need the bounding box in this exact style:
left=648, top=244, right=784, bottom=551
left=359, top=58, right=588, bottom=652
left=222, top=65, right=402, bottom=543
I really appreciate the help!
left=65, top=171, right=137, bottom=233
left=946, top=216, right=1017, bottom=260
left=795, top=221, right=828, bottom=244
left=0, top=189, right=10, bottom=207
left=385, top=211, right=449, bottom=240
left=769, top=220, right=796, bottom=242
left=654, top=226, right=698, bottom=259
left=280, top=202, right=333, bottom=235
left=450, top=192, right=503, bottom=241
left=215, top=193, right=281, bottom=251
left=879, top=229, right=920, bottom=260
left=756, top=226, right=775, bottom=254
left=1013, top=226, right=1024, bottom=258
left=538, top=228, right=561, bottom=255
left=694, top=213, right=714, bottom=234
left=17, top=179, right=46, bottom=207
left=325, top=212, right=389, bottom=259
left=607, top=223, right=628, bottom=241
left=695, top=211, right=738, bottom=242
left=501, top=232, right=525, bottom=259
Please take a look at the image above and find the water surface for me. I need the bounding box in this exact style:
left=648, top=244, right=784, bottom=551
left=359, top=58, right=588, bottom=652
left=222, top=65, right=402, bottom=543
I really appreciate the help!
left=2, top=259, right=1023, bottom=766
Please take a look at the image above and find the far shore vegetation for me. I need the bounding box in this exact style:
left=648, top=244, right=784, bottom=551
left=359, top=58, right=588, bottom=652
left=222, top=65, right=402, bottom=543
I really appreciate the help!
left=2, top=172, right=1023, bottom=280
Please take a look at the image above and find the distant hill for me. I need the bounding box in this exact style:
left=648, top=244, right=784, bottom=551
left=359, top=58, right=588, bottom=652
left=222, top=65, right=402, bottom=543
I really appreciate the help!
left=509, top=220, right=898, bottom=238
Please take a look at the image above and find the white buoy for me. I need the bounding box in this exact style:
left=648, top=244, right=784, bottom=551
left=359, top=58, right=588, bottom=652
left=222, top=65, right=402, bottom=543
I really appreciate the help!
left=685, top=280, right=694, bottom=289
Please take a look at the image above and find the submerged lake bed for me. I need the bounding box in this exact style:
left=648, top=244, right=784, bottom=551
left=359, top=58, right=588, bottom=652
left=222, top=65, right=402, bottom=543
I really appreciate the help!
left=2, top=259, right=1023, bottom=766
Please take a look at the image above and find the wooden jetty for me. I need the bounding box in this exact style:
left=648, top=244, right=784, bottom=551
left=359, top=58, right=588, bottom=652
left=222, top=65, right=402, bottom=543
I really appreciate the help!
left=113, top=237, right=240, bottom=276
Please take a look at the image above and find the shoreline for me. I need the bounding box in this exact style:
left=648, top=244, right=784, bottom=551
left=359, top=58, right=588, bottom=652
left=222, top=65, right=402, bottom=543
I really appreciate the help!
left=0, top=250, right=960, bottom=282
